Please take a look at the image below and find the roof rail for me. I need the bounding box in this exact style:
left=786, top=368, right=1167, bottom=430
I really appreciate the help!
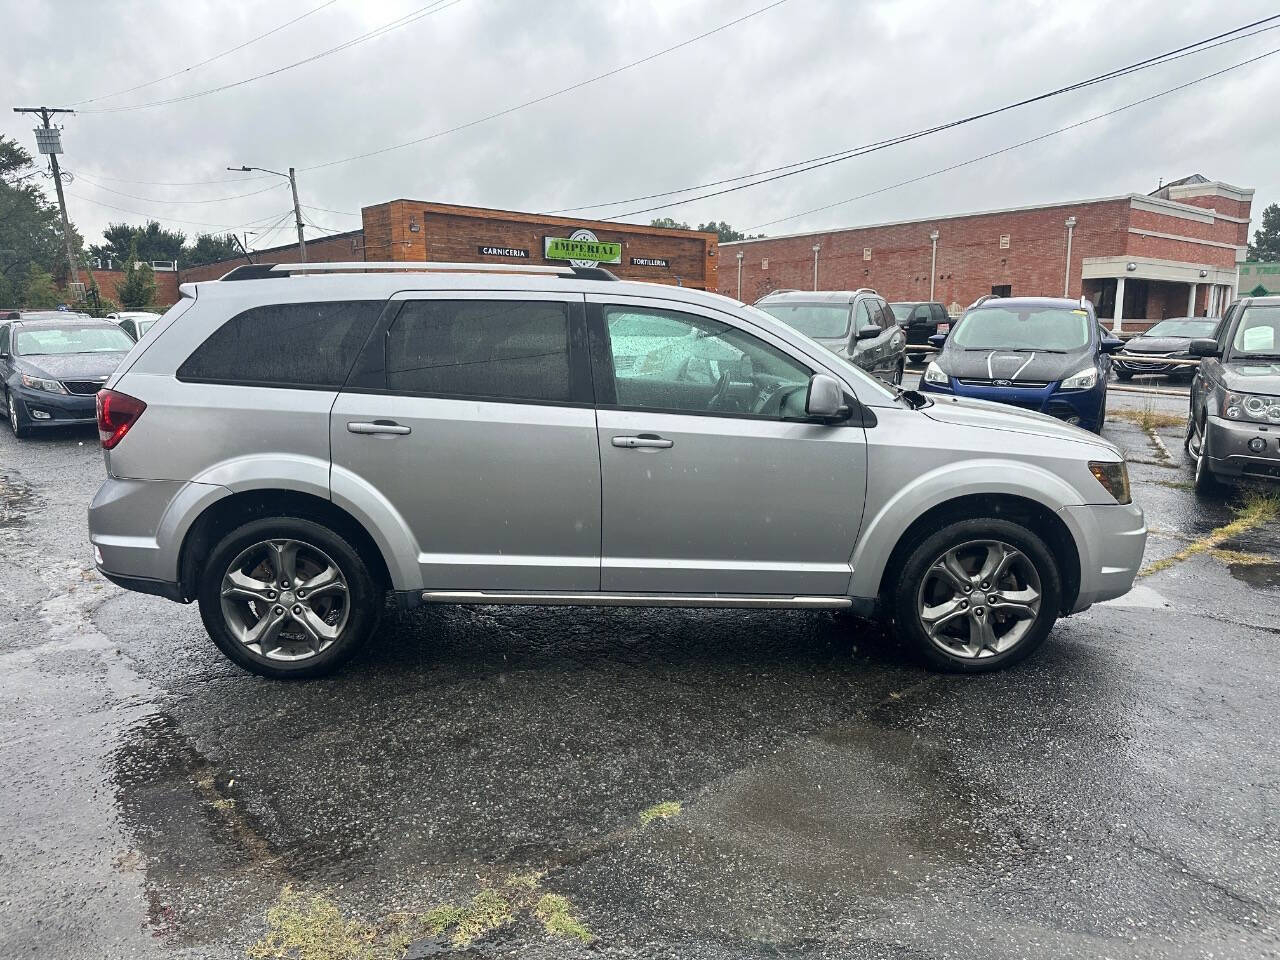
left=217, top=261, right=620, bottom=282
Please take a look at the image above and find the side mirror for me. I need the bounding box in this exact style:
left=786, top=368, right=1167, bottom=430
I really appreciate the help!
left=855, top=326, right=880, bottom=341
left=1188, top=338, right=1220, bottom=358
left=1100, top=336, right=1123, bottom=354
left=928, top=333, right=947, bottom=348
left=805, top=373, right=849, bottom=420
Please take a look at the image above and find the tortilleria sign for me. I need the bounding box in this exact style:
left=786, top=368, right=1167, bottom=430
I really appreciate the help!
left=478, top=245, right=529, bottom=259
left=544, top=229, right=622, bottom=267
left=631, top=257, right=669, bottom=268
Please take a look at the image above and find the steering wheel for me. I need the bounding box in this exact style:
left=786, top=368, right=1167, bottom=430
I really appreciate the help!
left=707, top=368, right=734, bottom=411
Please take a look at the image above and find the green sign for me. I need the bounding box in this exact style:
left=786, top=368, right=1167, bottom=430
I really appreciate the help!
left=544, top=232, right=622, bottom=265
left=1239, top=261, right=1280, bottom=296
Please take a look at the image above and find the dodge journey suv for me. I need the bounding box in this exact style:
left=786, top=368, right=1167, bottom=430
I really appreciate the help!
left=89, top=262, right=1146, bottom=678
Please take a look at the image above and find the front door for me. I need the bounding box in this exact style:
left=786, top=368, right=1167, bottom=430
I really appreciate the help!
left=330, top=292, right=601, bottom=592
left=588, top=295, right=868, bottom=596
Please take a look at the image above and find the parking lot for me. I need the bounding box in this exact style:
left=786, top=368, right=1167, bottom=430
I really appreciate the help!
left=1, top=380, right=1278, bottom=960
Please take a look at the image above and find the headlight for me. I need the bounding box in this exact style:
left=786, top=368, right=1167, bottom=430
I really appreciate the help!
left=20, top=373, right=67, bottom=394
left=1088, top=460, right=1131, bottom=504
left=924, top=361, right=949, bottom=386
left=1060, top=367, right=1098, bottom=390
left=1222, top=390, right=1280, bottom=423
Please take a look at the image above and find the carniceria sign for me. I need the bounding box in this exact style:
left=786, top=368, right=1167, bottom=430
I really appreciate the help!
left=544, top=229, right=622, bottom=267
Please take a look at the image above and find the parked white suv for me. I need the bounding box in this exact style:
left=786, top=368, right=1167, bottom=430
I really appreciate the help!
left=89, top=262, right=1146, bottom=678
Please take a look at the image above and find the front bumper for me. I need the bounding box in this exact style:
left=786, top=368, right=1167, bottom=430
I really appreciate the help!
left=10, top=386, right=97, bottom=426
left=1060, top=502, right=1147, bottom=612
left=1115, top=354, right=1190, bottom=376
left=919, top=378, right=1106, bottom=430
left=1203, top=415, right=1280, bottom=481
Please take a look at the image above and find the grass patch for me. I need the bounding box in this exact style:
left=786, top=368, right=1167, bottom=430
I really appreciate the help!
left=1141, top=489, right=1280, bottom=577
left=535, top=894, right=594, bottom=943
left=248, top=887, right=400, bottom=960
left=1150, top=479, right=1194, bottom=491
left=1111, top=408, right=1186, bottom=431
left=1211, top=548, right=1277, bottom=566
left=639, top=800, right=682, bottom=825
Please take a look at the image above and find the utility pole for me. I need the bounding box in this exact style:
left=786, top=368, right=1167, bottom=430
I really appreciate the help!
left=228, top=165, right=306, bottom=261
left=14, top=106, right=79, bottom=286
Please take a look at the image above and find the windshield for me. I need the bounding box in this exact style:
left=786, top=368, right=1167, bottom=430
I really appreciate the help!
left=890, top=303, right=916, bottom=322
left=1145, top=318, right=1219, bottom=338
left=758, top=302, right=850, bottom=339
left=950, top=306, right=1091, bottom=351
left=1231, top=305, right=1280, bottom=357
left=15, top=325, right=134, bottom=355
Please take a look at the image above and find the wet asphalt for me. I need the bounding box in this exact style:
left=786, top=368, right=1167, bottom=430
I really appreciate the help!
left=1, top=379, right=1278, bottom=959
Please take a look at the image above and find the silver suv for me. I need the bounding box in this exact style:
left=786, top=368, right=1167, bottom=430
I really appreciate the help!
left=88, top=262, right=1146, bottom=678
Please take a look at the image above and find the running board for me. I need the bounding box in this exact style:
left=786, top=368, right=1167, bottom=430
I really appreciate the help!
left=420, top=591, right=853, bottom=610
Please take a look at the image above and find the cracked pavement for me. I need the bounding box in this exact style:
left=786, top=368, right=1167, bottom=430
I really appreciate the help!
left=1, top=383, right=1278, bottom=959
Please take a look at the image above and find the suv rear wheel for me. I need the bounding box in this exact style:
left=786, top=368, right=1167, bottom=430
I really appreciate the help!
left=892, top=518, right=1062, bottom=672
left=197, top=517, right=380, bottom=678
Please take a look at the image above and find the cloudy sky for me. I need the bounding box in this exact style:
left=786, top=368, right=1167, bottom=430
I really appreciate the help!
left=3, top=0, right=1278, bottom=251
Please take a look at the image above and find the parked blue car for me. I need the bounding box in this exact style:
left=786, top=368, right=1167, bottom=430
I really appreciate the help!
left=917, top=297, right=1123, bottom=433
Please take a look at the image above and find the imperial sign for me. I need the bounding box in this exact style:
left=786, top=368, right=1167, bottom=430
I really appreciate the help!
left=544, top=229, right=622, bottom=268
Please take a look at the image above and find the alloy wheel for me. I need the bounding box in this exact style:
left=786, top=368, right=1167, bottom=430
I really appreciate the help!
left=916, top=539, right=1042, bottom=659
left=8, top=395, right=17, bottom=434
left=219, top=538, right=350, bottom=662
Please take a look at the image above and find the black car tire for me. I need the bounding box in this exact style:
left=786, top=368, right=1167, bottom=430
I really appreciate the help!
left=1193, top=441, right=1223, bottom=498
left=197, top=516, right=381, bottom=679
left=891, top=518, right=1062, bottom=674
left=5, top=391, right=31, bottom=439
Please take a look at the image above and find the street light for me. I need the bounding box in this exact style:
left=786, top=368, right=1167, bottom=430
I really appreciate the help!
left=736, top=250, right=744, bottom=301
left=928, top=230, right=940, bottom=301
left=228, top=164, right=306, bottom=262
left=812, top=243, right=821, bottom=291
left=1063, top=216, right=1077, bottom=297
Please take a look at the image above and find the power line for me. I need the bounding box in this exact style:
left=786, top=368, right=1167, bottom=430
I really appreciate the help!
left=84, top=172, right=272, bottom=187
left=298, top=0, right=793, bottom=172
left=69, top=0, right=341, bottom=107
left=74, top=174, right=287, bottom=205
left=743, top=44, right=1280, bottom=233
left=253, top=209, right=303, bottom=249
left=67, top=192, right=294, bottom=229
left=78, top=0, right=468, bottom=114
left=302, top=203, right=359, bottom=217
left=593, top=13, right=1280, bottom=221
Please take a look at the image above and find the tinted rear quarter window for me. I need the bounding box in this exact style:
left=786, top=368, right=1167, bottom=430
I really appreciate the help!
left=178, top=301, right=383, bottom=387
left=385, top=299, right=571, bottom=402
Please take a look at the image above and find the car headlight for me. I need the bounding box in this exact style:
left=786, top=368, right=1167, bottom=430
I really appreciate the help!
left=924, top=361, right=949, bottom=386
left=1222, top=390, right=1280, bottom=423
left=1088, top=460, right=1131, bottom=504
left=1060, top=367, right=1098, bottom=390
left=20, top=373, right=67, bottom=394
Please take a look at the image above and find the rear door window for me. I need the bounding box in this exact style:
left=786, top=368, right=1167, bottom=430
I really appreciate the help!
left=385, top=299, right=571, bottom=402
left=178, top=300, right=382, bottom=388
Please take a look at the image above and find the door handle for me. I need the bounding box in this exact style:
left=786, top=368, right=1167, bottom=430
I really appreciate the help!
left=612, top=434, right=674, bottom=449
left=347, top=420, right=411, bottom=436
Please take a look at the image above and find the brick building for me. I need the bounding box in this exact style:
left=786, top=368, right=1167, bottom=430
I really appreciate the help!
left=719, top=175, right=1252, bottom=332
left=179, top=200, right=719, bottom=290
left=83, top=265, right=181, bottom=307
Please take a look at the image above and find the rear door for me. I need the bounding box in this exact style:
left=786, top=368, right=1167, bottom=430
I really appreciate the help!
left=330, top=291, right=601, bottom=592
left=588, top=294, right=867, bottom=596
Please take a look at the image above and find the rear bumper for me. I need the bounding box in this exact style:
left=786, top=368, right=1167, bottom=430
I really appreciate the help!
left=1060, top=502, right=1148, bottom=612
left=10, top=386, right=97, bottom=426
left=1203, top=415, right=1280, bottom=481
left=88, top=476, right=228, bottom=592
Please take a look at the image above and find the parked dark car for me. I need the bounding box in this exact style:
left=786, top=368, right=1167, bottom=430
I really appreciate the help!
left=917, top=296, right=1123, bottom=433
left=755, top=288, right=907, bottom=385
left=1186, top=295, right=1280, bottom=494
left=1115, top=316, right=1222, bottom=381
left=0, top=317, right=134, bottom=438
left=890, top=301, right=950, bottom=362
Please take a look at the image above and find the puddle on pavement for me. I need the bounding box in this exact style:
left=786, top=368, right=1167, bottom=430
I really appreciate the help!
left=0, top=473, right=32, bottom=528
left=1222, top=560, right=1280, bottom=589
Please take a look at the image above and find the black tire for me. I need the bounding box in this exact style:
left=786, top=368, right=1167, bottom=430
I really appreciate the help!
left=197, top=516, right=381, bottom=679
left=890, top=518, right=1063, bottom=673
left=5, top=391, right=31, bottom=439
left=1193, top=442, right=1223, bottom=498
left=1116, top=369, right=1134, bottom=382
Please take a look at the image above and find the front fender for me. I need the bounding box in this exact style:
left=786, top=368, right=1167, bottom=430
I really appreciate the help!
left=848, top=458, right=1086, bottom=599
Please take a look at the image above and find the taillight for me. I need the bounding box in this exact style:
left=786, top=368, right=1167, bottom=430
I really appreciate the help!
left=96, top=389, right=146, bottom=450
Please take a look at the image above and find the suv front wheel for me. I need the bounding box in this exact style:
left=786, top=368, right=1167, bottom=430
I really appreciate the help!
left=891, top=518, right=1062, bottom=672
left=197, top=517, right=380, bottom=679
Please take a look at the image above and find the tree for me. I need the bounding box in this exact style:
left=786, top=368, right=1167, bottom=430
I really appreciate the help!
left=1248, top=202, right=1280, bottom=261
left=22, top=264, right=59, bottom=308
left=649, top=218, right=764, bottom=243
left=184, top=232, right=241, bottom=266
left=116, top=240, right=156, bottom=310
left=91, top=220, right=185, bottom=265
left=0, top=135, right=79, bottom=304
